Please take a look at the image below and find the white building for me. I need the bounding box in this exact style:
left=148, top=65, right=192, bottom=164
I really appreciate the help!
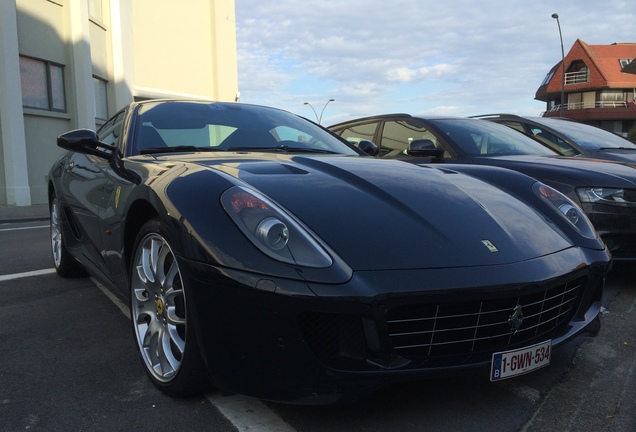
left=0, top=0, right=238, bottom=206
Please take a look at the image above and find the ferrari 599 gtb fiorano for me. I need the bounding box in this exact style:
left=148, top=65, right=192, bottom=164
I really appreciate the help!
left=49, top=100, right=610, bottom=404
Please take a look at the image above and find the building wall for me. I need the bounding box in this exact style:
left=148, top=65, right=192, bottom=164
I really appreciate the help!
left=0, top=0, right=238, bottom=206
left=131, top=0, right=238, bottom=101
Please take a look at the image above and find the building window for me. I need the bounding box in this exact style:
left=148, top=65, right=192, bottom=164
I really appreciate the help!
left=88, top=0, right=103, bottom=22
left=565, top=60, right=589, bottom=85
left=600, top=90, right=624, bottom=102
left=19, top=56, right=66, bottom=112
left=93, top=76, right=108, bottom=120
left=540, top=71, right=554, bottom=86
left=619, top=59, right=633, bottom=69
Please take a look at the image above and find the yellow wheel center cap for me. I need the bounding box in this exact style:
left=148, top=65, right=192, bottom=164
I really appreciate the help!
left=156, top=298, right=164, bottom=315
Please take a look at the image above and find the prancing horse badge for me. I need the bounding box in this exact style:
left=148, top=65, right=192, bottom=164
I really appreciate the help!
left=481, top=239, right=499, bottom=253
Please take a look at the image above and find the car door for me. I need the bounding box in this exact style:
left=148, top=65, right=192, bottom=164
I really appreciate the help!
left=58, top=110, right=130, bottom=283
left=58, top=149, right=112, bottom=277
left=95, top=109, right=138, bottom=290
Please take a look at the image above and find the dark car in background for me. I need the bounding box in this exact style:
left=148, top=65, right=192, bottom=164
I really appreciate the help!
left=48, top=100, right=610, bottom=404
left=329, top=114, right=636, bottom=261
left=473, top=114, right=636, bottom=163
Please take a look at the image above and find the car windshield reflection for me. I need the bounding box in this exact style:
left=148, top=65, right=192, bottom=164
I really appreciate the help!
left=428, top=119, right=557, bottom=156
left=132, top=101, right=357, bottom=156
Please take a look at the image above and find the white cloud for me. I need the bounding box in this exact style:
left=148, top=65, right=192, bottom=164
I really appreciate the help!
left=387, top=64, right=457, bottom=82
left=235, top=0, right=636, bottom=120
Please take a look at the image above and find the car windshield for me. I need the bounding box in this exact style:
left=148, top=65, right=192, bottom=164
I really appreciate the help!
left=530, top=118, right=636, bottom=151
left=428, top=119, right=557, bottom=156
left=132, top=101, right=359, bottom=156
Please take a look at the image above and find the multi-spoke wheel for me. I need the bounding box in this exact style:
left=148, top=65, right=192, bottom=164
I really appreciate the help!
left=50, top=192, right=86, bottom=277
left=130, top=218, right=209, bottom=396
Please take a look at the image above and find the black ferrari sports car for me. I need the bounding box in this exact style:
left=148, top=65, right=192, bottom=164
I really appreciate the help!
left=329, top=114, right=636, bottom=261
left=49, top=100, right=610, bottom=404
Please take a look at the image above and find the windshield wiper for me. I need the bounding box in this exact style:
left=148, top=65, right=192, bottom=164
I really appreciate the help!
left=599, top=147, right=636, bottom=151
left=227, top=145, right=339, bottom=154
left=140, top=146, right=224, bottom=154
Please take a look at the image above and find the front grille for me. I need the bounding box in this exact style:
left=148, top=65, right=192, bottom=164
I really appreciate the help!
left=387, top=277, right=586, bottom=359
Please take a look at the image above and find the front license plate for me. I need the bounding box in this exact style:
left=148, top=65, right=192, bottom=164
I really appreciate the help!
left=490, top=340, right=551, bottom=381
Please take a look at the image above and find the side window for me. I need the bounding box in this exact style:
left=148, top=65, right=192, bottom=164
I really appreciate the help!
left=337, top=123, right=378, bottom=147
left=526, top=126, right=578, bottom=156
left=381, top=121, right=450, bottom=158
left=500, top=121, right=525, bottom=133
left=97, top=111, right=126, bottom=146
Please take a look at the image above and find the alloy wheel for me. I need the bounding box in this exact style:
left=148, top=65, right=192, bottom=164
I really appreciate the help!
left=131, top=233, right=187, bottom=383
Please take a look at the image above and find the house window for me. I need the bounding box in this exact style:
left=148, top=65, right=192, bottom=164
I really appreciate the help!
left=619, top=59, right=633, bottom=69
left=565, top=60, right=589, bottom=85
left=540, top=71, right=554, bottom=86
left=600, top=90, right=624, bottom=102
left=93, top=76, right=108, bottom=120
left=88, top=0, right=103, bottom=22
left=19, top=56, right=66, bottom=112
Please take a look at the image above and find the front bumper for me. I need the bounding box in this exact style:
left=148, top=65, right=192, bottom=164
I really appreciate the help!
left=182, top=246, right=610, bottom=404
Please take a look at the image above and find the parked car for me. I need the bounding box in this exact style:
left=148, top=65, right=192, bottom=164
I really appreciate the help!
left=48, top=100, right=610, bottom=404
left=329, top=114, right=636, bottom=261
left=473, top=114, right=636, bottom=163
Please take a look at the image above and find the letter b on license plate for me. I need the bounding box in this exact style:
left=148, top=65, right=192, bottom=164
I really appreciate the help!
left=490, top=340, right=551, bottom=381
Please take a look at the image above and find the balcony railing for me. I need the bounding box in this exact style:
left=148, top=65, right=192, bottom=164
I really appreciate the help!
left=542, top=101, right=629, bottom=115
left=564, top=71, right=589, bottom=85
left=549, top=101, right=627, bottom=112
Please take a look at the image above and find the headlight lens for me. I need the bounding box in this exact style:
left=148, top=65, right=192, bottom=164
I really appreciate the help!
left=576, top=187, right=636, bottom=207
left=534, top=183, right=597, bottom=239
left=221, top=186, right=333, bottom=268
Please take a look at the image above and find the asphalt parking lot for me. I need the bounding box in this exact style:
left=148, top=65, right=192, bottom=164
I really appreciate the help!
left=1, top=207, right=635, bottom=431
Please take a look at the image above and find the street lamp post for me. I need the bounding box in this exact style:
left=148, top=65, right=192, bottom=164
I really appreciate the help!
left=304, top=99, right=335, bottom=124
left=551, top=13, right=565, bottom=117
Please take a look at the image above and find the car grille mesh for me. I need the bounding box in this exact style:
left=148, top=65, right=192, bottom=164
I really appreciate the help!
left=297, top=312, right=367, bottom=365
left=386, top=277, right=585, bottom=359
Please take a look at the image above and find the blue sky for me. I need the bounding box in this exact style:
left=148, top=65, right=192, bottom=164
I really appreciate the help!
left=234, top=0, right=636, bottom=125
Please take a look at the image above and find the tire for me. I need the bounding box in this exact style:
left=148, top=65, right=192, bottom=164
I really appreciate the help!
left=130, top=218, right=210, bottom=397
left=50, top=192, right=87, bottom=277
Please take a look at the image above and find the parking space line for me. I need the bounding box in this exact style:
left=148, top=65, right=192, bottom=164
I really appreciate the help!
left=0, top=225, right=49, bottom=232
left=89, top=277, right=297, bottom=432
left=91, top=277, right=131, bottom=319
left=207, top=393, right=297, bottom=432
left=0, top=268, right=56, bottom=282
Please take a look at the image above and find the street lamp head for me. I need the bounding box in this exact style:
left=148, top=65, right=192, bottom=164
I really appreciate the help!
left=303, top=102, right=310, bottom=105
left=328, top=99, right=335, bottom=102
left=551, top=13, right=559, bottom=19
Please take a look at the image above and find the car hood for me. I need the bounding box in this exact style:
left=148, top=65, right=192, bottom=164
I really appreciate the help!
left=475, top=155, right=636, bottom=187
left=590, top=149, right=636, bottom=164
left=171, top=154, right=574, bottom=270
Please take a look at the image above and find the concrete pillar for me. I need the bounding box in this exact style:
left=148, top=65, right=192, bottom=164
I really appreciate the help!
left=110, top=0, right=134, bottom=110
left=0, top=0, right=31, bottom=206
left=69, top=0, right=96, bottom=129
left=210, top=0, right=238, bottom=102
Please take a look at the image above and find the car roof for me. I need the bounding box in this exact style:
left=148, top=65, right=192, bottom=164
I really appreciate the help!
left=329, top=113, right=475, bottom=129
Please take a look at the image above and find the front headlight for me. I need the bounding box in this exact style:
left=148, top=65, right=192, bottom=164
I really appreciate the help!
left=221, top=186, right=333, bottom=268
left=576, top=187, right=636, bottom=207
left=534, top=183, right=597, bottom=239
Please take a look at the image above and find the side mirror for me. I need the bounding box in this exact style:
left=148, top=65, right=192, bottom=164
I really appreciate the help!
left=358, top=140, right=380, bottom=156
left=407, top=139, right=444, bottom=158
left=57, top=129, right=117, bottom=160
